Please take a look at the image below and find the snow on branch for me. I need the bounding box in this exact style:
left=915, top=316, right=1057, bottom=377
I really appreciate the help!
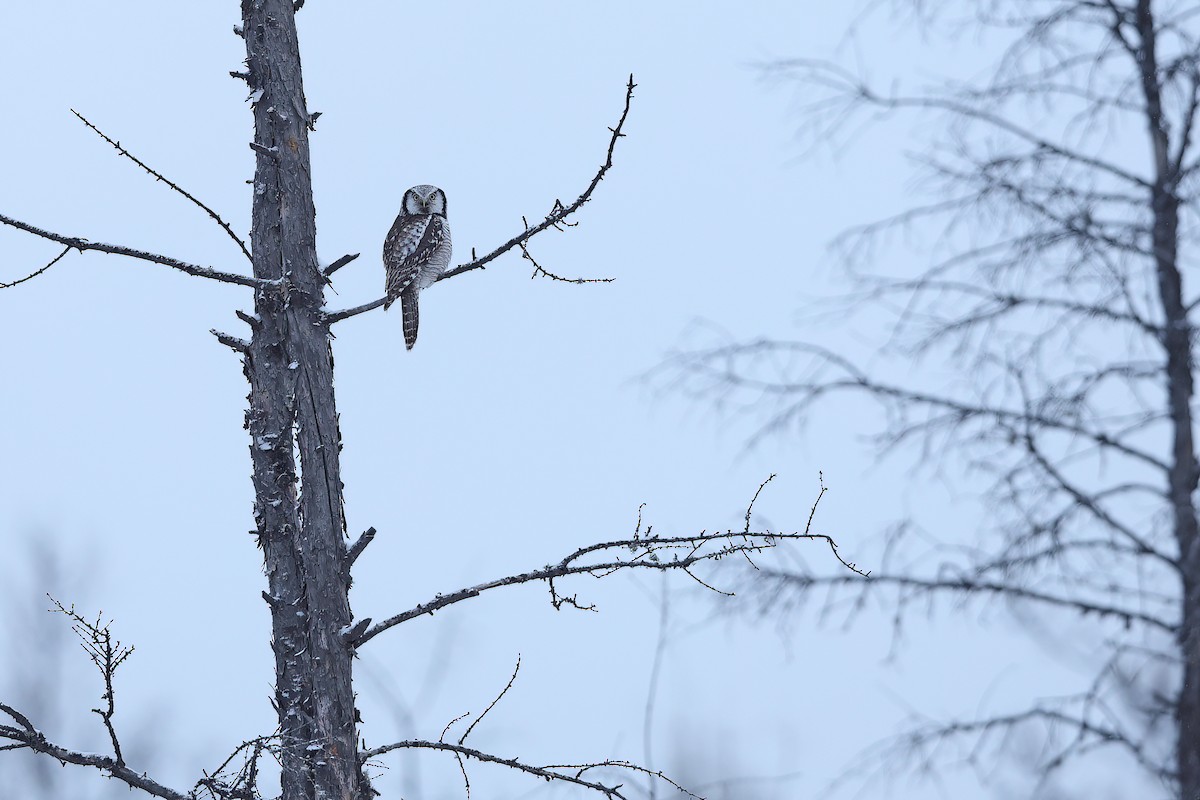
left=324, top=74, right=636, bottom=325
left=0, top=708, right=189, bottom=800
left=321, top=252, right=360, bottom=278
left=354, top=475, right=867, bottom=647
left=0, top=599, right=189, bottom=800
left=0, top=213, right=264, bottom=288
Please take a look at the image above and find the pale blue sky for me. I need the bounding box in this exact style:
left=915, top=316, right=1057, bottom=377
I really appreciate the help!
left=0, top=3, right=1142, bottom=799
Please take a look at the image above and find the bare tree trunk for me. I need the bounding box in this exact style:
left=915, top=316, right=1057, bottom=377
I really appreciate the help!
left=1, top=8, right=869, bottom=797
left=240, top=2, right=358, bottom=798
left=1131, top=3, right=1200, bottom=793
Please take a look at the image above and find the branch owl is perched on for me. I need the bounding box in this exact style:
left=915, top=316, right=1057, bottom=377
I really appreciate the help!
left=383, top=184, right=452, bottom=349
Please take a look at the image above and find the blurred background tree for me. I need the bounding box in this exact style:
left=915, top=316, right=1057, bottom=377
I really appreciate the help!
left=0, top=537, right=167, bottom=800
left=668, top=1, right=1196, bottom=796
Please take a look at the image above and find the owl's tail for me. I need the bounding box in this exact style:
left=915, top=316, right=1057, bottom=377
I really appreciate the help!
left=400, top=289, right=419, bottom=350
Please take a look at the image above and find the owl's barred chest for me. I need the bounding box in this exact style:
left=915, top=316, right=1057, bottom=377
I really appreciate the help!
left=383, top=212, right=452, bottom=295
left=416, top=222, right=452, bottom=289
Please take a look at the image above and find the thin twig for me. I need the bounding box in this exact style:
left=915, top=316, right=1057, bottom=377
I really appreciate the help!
left=738, top=472, right=778, bottom=569
left=195, top=733, right=285, bottom=800
left=0, top=703, right=34, bottom=733
left=459, top=655, right=521, bottom=745
left=0, top=247, right=70, bottom=289
left=521, top=240, right=613, bottom=284
left=48, top=597, right=133, bottom=766
left=362, top=740, right=658, bottom=799
left=71, top=110, right=252, bottom=262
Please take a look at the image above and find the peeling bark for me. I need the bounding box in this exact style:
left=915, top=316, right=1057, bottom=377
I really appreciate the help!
left=240, top=2, right=361, bottom=797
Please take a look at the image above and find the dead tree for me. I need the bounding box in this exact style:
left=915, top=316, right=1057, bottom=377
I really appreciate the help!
left=0, top=3, right=862, bottom=799
left=665, top=0, right=1197, bottom=796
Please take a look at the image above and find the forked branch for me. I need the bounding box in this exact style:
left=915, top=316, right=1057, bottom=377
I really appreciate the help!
left=0, top=213, right=263, bottom=288
left=4, top=613, right=186, bottom=800
left=355, top=477, right=866, bottom=646
left=361, top=739, right=698, bottom=800
left=48, top=597, right=134, bottom=766
left=195, top=733, right=284, bottom=800
left=825, top=697, right=1177, bottom=797
left=367, top=651, right=698, bottom=799
left=71, top=110, right=252, bottom=262
left=324, top=74, right=635, bottom=324
left=0, top=706, right=189, bottom=800
left=520, top=239, right=613, bottom=284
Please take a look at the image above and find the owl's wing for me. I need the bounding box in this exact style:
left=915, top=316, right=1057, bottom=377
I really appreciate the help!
left=383, top=215, right=448, bottom=305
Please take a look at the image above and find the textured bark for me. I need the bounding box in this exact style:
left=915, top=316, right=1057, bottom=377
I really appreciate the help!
left=240, top=2, right=361, bottom=798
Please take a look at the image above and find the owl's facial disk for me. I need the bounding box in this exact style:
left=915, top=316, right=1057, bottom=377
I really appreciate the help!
left=403, top=185, right=447, bottom=217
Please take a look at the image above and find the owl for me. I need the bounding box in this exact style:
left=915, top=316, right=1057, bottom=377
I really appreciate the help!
left=383, top=184, right=452, bottom=349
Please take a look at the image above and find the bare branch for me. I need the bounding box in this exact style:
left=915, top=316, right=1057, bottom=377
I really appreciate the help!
left=195, top=733, right=284, bottom=800
left=776, top=58, right=1152, bottom=189
left=439, top=73, right=635, bottom=283
left=361, top=739, right=697, bottom=800
left=71, top=110, right=252, bottom=262
left=755, top=569, right=1177, bottom=635
left=665, top=340, right=1171, bottom=472
left=830, top=701, right=1177, bottom=797
left=1019, top=427, right=1178, bottom=570
left=344, top=526, right=376, bottom=575
left=341, top=617, right=372, bottom=647
left=0, top=213, right=263, bottom=288
left=322, top=252, right=360, bottom=277
left=235, top=309, right=261, bottom=329
left=211, top=329, right=250, bottom=353
left=48, top=597, right=134, bottom=765
left=356, top=481, right=866, bottom=646
left=0, top=703, right=34, bottom=733
left=248, top=141, right=278, bottom=159
left=0, top=246, right=70, bottom=289
left=324, top=74, right=635, bottom=324
left=459, top=655, right=521, bottom=745
left=744, top=472, right=777, bottom=534
left=520, top=240, right=613, bottom=284
left=1, top=704, right=187, bottom=800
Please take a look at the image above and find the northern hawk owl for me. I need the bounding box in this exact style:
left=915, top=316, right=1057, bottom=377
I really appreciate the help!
left=383, top=184, right=452, bottom=349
